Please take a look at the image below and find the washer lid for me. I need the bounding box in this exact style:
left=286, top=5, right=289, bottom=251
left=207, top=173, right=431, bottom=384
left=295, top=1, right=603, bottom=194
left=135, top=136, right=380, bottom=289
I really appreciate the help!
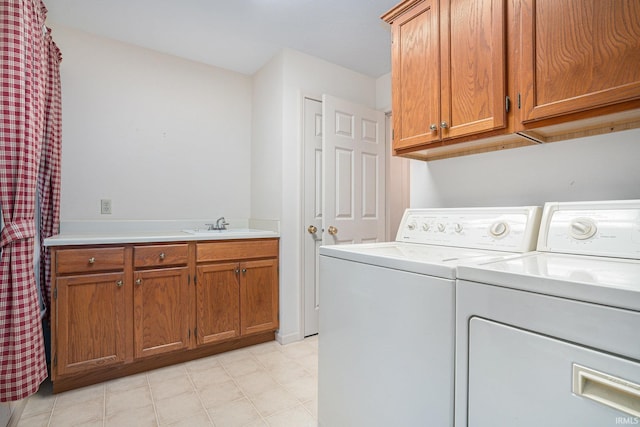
left=320, top=242, right=522, bottom=279
left=457, top=252, right=640, bottom=311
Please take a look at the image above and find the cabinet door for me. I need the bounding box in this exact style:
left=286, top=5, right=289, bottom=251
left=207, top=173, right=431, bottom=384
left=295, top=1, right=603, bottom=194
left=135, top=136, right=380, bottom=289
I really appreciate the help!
left=520, top=0, right=640, bottom=123
left=391, top=0, right=441, bottom=150
left=133, top=267, right=189, bottom=358
left=55, top=272, right=126, bottom=376
left=196, top=263, right=240, bottom=345
left=240, top=259, right=279, bottom=336
left=441, top=0, right=506, bottom=139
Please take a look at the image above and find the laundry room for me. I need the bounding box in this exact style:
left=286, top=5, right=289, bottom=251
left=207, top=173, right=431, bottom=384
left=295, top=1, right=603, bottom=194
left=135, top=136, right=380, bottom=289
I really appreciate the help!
left=1, top=0, right=639, bottom=426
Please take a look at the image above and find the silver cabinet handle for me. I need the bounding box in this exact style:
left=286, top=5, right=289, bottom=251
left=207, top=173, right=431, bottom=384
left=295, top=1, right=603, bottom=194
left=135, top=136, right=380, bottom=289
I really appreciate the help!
left=88, top=257, right=96, bottom=264
left=440, top=121, right=449, bottom=129
left=116, top=280, right=123, bottom=287
left=159, top=252, right=166, bottom=260
left=135, top=278, right=142, bottom=286
left=242, top=268, right=247, bottom=273
left=429, top=124, right=438, bottom=131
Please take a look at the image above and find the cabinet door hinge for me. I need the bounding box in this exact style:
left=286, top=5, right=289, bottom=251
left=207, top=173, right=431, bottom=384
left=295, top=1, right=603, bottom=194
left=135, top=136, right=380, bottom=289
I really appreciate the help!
left=53, top=287, right=57, bottom=300
left=188, top=274, right=191, bottom=286
left=194, top=275, right=197, bottom=285
left=517, top=93, right=521, bottom=109
left=194, top=327, right=197, bottom=338
left=505, top=96, right=511, bottom=113
left=188, top=329, right=191, bottom=339
left=53, top=354, right=57, bottom=367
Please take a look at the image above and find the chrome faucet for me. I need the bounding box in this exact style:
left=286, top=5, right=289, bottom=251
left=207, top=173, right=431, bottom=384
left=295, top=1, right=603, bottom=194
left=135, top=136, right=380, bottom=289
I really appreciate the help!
left=206, top=216, right=229, bottom=231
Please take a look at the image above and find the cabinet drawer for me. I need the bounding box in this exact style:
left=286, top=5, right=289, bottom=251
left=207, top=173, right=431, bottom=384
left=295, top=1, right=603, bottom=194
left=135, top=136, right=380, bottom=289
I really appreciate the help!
left=134, top=244, right=189, bottom=267
left=197, top=239, right=278, bottom=262
left=56, top=247, right=125, bottom=274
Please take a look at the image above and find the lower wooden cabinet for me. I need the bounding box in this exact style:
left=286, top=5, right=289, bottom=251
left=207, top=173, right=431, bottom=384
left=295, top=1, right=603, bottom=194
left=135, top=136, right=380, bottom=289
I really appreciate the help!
left=55, top=271, right=127, bottom=376
left=196, top=262, right=241, bottom=344
left=195, top=240, right=279, bottom=346
left=134, top=267, right=190, bottom=358
left=50, top=238, right=279, bottom=392
left=240, top=259, right=279, bottom=336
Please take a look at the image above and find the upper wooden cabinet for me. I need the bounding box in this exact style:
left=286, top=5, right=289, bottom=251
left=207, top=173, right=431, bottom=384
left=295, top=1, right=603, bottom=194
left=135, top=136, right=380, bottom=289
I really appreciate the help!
left=383, top=0, right=640, bottom=159
left=383, top=0, right=507, bottom=152
left=519, top=0, right=640, bottom=125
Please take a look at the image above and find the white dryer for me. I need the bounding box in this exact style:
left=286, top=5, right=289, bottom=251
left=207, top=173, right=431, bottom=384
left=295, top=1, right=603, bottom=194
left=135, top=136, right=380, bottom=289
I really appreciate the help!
left=455, top=200, right=640, bottom=427
left=318, top=206, right=541, bottom=427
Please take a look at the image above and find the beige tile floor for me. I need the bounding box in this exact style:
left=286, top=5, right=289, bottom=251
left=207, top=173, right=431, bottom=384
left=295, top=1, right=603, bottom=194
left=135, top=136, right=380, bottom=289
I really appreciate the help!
left=17, top=336, right=318, bottom=427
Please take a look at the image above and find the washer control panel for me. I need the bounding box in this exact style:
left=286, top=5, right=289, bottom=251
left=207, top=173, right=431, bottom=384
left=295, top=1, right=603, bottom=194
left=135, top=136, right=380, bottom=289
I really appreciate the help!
left=396, top=207, right=542, bottom=252
left=538, top=200, right=640, bottom=259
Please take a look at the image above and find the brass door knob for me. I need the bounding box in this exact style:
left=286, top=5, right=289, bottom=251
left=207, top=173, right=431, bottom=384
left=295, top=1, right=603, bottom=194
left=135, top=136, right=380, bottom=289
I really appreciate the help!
left=307, top=225, right=318, bottom=234
left=328, top=226, right=338, bottom=235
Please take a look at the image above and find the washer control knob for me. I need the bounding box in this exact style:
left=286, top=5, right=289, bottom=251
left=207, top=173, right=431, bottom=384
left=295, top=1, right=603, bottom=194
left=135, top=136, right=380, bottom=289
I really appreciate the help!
left=489, top=221, right=509, bottom=238
left=437, top=223, right=446, bottom=232
left=407, top=221, right=417, bottom=231
left=570, top=218, right=597, bottom=240
left=454, top=223, right=463, bottom=233
left=422, top=223, right=430, bottom=231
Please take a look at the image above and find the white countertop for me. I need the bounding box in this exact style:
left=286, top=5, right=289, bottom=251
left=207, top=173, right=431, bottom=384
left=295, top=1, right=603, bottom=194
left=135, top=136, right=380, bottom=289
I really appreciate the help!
left=43, top=217, right=281, bottom=247
left=44, top=229, right=279, bottom=246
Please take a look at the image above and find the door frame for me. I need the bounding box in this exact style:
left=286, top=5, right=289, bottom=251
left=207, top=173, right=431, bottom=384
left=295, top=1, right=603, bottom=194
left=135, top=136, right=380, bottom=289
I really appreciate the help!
left=299, top=94, right=409, bottom=339
left=299, top=93, right=323, bottom=341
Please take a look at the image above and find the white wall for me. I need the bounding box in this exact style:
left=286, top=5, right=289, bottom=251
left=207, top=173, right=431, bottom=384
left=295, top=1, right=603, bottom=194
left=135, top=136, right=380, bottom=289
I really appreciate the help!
left=251, top=54, right=284, bottom=221
left=252, top=49, right=377, bottom=343
left=53, top=25, right=253, bottom=221
left=410, top=128, right=640, bottom=208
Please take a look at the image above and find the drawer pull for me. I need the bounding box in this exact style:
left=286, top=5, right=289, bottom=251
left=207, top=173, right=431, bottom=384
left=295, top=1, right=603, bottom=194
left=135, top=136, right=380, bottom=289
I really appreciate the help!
left=88, top=257, right=96, bottom=264
left=159, top=252, right=166, bottom=260
left=135, top=278, right=142, bottom=286
left=573, top=364, right=640, bottom=417
left=116, top=280, right=123, bottom=287
left=242, top=268, right=247, bottom=273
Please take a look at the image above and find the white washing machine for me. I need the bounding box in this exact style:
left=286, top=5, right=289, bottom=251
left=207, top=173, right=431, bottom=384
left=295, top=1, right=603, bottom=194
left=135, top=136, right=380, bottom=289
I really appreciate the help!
left=318, top=206, right=542, bottom=427
left=455, top=200, right=640, bottom=427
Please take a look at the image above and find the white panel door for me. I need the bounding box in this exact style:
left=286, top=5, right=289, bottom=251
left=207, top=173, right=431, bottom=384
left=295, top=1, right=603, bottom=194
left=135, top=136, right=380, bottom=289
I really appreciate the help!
left=322, top=94, right=386, bottom=246
left=303, top=97, right=323, bottom=337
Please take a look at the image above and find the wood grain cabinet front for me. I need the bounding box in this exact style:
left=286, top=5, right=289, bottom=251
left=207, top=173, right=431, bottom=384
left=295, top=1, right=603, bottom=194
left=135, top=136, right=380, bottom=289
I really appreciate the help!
left=50, top=238, right=279, bottom=392
left=196, top=239, right=279, bottom=346
left=52, top=247, right=128, bottom=378
left=383, top=0, right=507, bottom=152
left=518, top=0, right=640, bottom=126
left=133, top=244, right=190, bottom=358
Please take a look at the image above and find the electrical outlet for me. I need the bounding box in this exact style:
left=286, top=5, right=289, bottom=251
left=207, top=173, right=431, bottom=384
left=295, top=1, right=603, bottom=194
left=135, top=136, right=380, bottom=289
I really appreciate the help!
left=101, top=199, right=112, bottom=215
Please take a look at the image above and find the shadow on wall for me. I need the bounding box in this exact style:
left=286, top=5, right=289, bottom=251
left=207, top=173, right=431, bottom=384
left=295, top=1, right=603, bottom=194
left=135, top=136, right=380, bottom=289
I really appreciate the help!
left=411, top=128, right=640, bottom=208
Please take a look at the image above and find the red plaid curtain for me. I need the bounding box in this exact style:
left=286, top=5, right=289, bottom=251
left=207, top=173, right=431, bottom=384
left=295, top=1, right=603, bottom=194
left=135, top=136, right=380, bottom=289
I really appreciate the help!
left=1, top=0, right=55, bottom=401
left=38, top=28, right=62, bottom=318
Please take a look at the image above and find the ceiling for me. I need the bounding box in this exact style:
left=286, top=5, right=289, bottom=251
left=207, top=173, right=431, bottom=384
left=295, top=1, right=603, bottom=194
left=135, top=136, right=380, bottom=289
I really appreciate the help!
left=45, top=0, right=400, bottom=78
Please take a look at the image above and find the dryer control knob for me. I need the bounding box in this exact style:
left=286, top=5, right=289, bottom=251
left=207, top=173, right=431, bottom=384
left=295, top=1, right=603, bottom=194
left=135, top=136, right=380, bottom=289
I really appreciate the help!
left=454, top=223, right=463, bottom=233
left=407, top=221, right=417, bottom=231
left=437, top=223, right=446, bottom=232
left=489, top=221, right=509, bottom=238
left=422, top=223, right=430, bottom=231
left=570, top=218, right=597, bottom=240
